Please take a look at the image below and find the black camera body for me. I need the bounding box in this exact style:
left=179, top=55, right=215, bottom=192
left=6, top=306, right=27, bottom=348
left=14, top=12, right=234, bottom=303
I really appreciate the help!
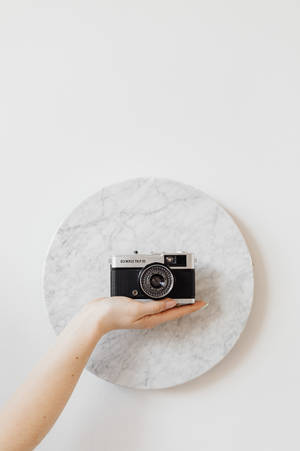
left=110, top=252, right=195, bottom=304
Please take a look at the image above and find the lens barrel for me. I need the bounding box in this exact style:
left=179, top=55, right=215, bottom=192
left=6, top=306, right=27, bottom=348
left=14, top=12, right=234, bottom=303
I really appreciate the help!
left=139, top=263, right=174, bottom=299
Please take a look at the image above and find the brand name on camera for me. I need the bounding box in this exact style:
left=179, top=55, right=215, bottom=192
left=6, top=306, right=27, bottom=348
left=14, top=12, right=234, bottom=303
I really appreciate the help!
left=120, top=259, right=147, bottom=263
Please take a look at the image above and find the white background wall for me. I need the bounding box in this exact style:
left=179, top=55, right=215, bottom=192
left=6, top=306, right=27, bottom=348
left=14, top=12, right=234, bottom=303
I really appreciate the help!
left=0, top=1, right=299, bottom=450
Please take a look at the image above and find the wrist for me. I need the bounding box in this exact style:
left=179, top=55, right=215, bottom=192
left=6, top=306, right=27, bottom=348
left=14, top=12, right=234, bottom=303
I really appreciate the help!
left=64, top=304, right=106, bottom=345
left=78, top=300, right=113, bottom=338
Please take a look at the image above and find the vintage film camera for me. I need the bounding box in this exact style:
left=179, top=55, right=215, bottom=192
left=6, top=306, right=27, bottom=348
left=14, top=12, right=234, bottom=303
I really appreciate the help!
left=110, top=252, right=195, bottom=305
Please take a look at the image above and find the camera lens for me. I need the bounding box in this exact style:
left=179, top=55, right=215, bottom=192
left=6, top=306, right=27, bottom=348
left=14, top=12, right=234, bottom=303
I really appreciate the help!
left=139, top=264, right=174, bottom=299
left=150, top=274, right=166, bottom=289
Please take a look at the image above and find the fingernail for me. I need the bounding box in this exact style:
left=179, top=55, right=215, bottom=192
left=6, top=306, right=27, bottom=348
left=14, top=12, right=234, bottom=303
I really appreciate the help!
left=200, top=302, right=209, bottom=310
left=165, top=299, right=177, bottom=309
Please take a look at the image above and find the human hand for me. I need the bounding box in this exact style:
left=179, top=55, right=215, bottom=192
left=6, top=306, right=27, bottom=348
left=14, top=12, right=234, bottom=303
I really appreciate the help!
left=85, top=296, right=208, bottom=334
left=0, top=297, right=206, bottom=451
left=0, top=296, right=207, bottom=451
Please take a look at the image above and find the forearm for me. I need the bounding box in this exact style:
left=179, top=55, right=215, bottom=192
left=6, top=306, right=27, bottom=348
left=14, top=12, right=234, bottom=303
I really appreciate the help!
left=0, top=304, right=105, bottom=451
left=0, top=296, right=206, bottom=451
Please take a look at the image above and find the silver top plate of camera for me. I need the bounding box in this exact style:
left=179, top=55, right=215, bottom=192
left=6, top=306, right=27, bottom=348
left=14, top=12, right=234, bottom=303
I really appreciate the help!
left=110, top=252, right=195, bottom=268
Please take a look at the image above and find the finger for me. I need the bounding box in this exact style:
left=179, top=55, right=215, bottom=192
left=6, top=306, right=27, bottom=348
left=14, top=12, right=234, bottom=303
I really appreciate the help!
left=138, top=298, right=177, bottom=317
left=140, top=300, right=207, bottom=328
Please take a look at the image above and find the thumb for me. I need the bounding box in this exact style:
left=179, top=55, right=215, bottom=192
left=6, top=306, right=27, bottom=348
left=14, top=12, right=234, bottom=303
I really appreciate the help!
left=139, top=298, right=177, bottom=316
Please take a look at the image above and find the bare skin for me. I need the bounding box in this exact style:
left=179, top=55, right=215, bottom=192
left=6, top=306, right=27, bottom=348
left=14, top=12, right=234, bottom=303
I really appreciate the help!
left=0, top=296, right=207, bottom=451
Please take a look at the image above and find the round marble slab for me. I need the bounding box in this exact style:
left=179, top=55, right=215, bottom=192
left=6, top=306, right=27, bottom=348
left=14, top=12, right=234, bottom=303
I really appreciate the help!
left=43, top=178, right=254, bottom=389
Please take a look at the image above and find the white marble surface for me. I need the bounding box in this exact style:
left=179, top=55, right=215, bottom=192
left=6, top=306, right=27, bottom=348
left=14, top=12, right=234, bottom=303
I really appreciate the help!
left=43, top=178, right=254, bottom=389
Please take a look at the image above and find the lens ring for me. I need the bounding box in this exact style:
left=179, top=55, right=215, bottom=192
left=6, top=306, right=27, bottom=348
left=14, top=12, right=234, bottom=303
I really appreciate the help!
left=139, top=263, right=174, bottom=299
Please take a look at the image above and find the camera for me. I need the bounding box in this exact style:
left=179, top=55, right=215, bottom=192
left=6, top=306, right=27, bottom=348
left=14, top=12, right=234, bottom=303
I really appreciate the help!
left=110, top=252, right=195, bottom=304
